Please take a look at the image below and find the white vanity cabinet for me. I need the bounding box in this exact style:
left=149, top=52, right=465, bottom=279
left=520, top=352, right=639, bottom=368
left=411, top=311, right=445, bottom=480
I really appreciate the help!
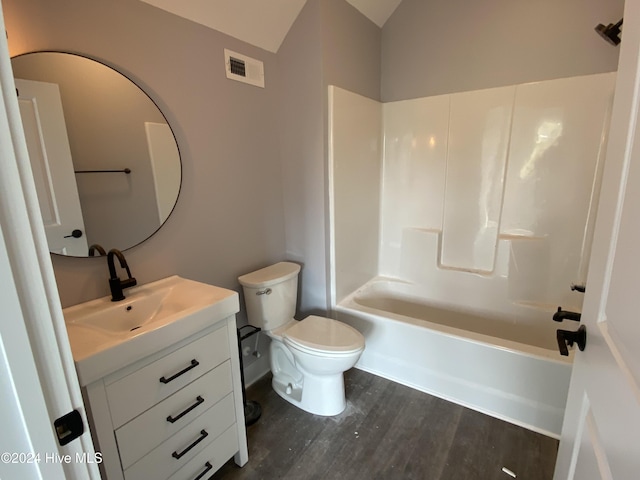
left=82, top=316, right=248, bottom=480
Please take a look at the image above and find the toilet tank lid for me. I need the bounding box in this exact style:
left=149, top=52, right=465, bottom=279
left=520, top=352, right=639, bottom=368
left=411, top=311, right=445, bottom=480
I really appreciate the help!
left=238, top=261, right=301, bottom=288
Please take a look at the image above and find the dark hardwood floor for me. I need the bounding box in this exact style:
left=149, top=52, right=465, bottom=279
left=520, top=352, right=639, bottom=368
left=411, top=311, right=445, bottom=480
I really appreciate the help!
left=212, top=369, right=558, bottom=480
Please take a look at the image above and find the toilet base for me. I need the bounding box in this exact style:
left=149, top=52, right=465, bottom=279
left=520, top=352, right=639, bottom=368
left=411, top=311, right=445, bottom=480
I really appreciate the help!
left=272, top=370, right=347, bottom=416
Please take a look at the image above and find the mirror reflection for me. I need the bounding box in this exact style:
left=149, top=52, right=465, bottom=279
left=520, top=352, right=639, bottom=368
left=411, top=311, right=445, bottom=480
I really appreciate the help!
left=12, top=52, right=181, bottom=257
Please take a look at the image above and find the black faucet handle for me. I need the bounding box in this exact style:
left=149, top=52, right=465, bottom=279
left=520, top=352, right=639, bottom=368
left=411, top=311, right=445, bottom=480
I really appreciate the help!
left=557, top=325, right=587, bottom=356
left=109, top=278, right=125, bottom=302
left=121, top=277, right=137, bottom=289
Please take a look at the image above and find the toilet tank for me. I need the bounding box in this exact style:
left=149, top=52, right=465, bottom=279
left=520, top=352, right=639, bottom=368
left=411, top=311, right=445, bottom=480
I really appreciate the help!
left=238, top=262, right=301, bottom=331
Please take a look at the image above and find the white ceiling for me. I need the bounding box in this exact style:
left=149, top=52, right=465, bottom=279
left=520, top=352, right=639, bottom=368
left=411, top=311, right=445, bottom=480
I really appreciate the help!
left=139, top=0, right=402, bottom=53
left=347, top=0, right=402, bottom=28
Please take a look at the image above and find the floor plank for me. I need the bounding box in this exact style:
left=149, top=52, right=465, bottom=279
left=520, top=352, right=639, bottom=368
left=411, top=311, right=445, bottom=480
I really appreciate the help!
left=211, top=369, right=558, bottom=479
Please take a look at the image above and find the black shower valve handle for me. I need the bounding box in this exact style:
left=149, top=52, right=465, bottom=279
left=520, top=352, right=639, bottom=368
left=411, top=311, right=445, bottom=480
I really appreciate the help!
left=556, top=325, right=587, bottom=356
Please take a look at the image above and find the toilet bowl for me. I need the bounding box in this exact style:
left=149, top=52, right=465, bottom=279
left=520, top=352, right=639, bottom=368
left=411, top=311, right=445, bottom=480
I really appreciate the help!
left=238, top=262, right=365, bottom=416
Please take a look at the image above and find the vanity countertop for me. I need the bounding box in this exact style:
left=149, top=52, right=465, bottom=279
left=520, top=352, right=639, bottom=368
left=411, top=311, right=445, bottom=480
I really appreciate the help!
left=63, top=275, right=239, bottom=386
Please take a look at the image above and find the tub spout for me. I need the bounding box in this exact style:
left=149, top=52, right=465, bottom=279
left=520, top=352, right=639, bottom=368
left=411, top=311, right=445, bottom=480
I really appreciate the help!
left=553, top=307, right=581, bottom=322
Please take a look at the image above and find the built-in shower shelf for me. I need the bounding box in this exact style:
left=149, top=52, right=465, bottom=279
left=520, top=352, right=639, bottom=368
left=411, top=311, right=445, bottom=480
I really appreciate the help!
left=498, top=233, right=547, bottom=241
left=406, top=227, right=442, bottom=234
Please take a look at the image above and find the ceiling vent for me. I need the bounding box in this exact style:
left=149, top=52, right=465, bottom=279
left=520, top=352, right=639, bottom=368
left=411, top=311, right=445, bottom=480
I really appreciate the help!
left=224, top=49, right=265, bottom=88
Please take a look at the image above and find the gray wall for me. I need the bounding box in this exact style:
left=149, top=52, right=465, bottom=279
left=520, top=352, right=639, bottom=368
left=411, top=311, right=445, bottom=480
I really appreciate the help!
left=382, top=0, right=624, bottom=101
left=278, top=0, right=326, bottom=316
left=5, top=0, right=381, bottom=323
left=278, top=0, right=381, bottom=316
left=321, top=0, right=381, bottom=102
left=5, top=0, right=286, bottom=310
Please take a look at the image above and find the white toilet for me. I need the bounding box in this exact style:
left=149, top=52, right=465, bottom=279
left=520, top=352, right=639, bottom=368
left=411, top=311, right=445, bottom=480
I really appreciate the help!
left=238, top=262, right=365, bottom=416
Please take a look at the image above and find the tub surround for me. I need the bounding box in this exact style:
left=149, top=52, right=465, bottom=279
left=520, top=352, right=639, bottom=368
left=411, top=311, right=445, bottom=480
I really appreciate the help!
left=328, top=86, right=382, bottom=303
left=331, top=72, right=615, bottom=315
left=329, top=73, right=615, bottom=435
left=440, top=86, right=514, bottom=273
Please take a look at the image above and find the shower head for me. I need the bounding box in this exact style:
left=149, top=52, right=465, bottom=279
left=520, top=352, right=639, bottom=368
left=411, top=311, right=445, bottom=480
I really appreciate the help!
left=595, top=18, right=623, bottom=46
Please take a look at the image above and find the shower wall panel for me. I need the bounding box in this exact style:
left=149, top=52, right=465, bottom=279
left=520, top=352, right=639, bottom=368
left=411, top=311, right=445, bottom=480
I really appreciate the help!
left=502, top=73, right=616, bottom=303
left=379, top=73, right=615, bottom=311
left=330, top=73, right=615, bottom=311
left=380, top=95, right=449, bottom=274
left=441, top=86, right=515, bottom=272
left=328, top=86, right=382, bottom=303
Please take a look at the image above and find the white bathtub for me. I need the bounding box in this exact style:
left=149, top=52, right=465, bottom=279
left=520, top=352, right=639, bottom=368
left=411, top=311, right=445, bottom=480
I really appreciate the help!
left=335, top=279, right=573, bottom=437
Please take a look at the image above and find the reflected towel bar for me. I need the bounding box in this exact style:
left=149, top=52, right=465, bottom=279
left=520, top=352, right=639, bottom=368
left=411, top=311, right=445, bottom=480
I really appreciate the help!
left=75, top=168, right=131, bottom=174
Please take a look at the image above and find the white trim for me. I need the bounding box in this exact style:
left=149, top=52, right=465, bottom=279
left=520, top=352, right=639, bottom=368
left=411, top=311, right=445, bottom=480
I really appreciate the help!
left=586, top=408, right=614, bottom=480
left=0, top=214, right=66, bottom=480
left=554, top=1, right=640, bottom=478
left=327, top=86, right=337, bottom=312
left=598, top=320, right=640, bottom=405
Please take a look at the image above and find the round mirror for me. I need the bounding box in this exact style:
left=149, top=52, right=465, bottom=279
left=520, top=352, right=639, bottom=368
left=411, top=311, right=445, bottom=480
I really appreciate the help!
left=11, top=52, right=181, bottom=257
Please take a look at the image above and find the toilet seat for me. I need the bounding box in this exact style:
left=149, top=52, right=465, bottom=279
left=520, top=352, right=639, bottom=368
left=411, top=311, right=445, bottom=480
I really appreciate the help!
left=283, top=315, right=364, bottom=355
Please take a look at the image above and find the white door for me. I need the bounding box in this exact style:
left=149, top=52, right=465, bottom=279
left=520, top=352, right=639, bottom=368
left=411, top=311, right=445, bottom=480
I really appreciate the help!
left=16, top=78, right=88, bottom=256
left=553, top=1, right=640, bottom=478
left=0, top=3, right=99, bottom=479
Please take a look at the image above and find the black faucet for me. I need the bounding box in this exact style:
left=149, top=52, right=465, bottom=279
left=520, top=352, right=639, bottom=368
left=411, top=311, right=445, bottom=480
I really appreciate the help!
left=553, top=306, right=581, bottom=322
left=107, top=249, right=137, bottom=301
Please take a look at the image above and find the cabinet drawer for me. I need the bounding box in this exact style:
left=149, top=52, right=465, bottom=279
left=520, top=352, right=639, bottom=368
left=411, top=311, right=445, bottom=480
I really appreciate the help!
left=167, top=425, right=238, bottom=480
left=116, top=360, right=233, bottom=469
left=124, top=393, right=236, bottom=480
left=107, top=326, right=230, bottom=427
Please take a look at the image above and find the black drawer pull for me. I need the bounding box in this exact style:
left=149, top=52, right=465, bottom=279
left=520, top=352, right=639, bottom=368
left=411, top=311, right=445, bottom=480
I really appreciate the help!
left=166, top=396, right=205, bottom=423
left=159, top=359, right=199, bottom=384
left=171, top=429, right=208, bottom=460
left=193, top=461, right=213, bottom=480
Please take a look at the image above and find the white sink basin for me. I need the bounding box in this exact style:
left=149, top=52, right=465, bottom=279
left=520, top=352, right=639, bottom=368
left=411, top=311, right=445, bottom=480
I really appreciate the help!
left=66, top=277, right=217, bottom=335
left=64, top=275, right=239, bottom=385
